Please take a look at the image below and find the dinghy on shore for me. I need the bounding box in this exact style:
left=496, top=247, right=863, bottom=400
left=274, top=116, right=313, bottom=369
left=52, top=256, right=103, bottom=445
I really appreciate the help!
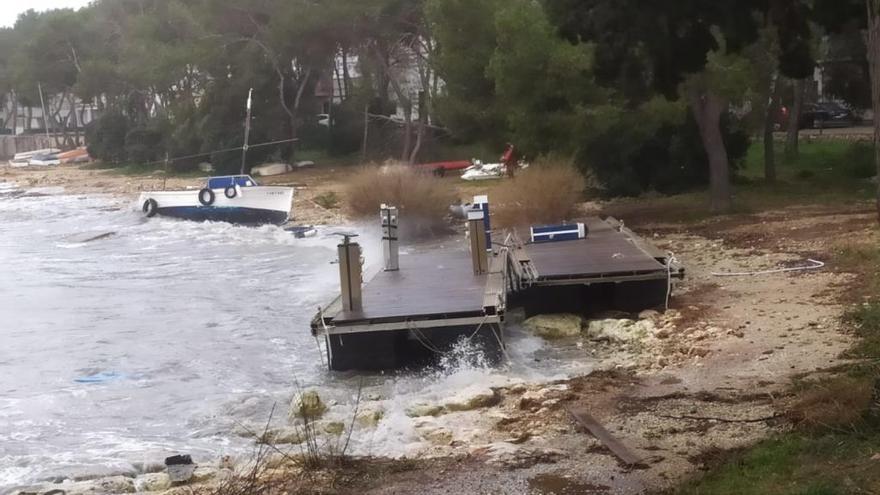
left=8, top=148, right=62, bottom=167
left=138, top=175, right=294, bottom=225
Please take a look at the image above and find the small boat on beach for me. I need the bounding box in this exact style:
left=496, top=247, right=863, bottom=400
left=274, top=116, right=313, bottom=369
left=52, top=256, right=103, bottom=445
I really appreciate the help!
left=138, top=175, right=294, bottom=225
left=8, top=148, right=62, bottom=167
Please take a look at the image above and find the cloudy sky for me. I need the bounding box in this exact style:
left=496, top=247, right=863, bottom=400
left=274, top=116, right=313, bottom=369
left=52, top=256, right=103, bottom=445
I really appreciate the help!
left=1, top=0, right=93, bottom=28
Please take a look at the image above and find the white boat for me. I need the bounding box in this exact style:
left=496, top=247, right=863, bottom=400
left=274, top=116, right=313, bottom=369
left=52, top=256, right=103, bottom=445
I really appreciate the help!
left=8, top=148, right=62, bottom=167
left=28, top=155, right=61, bottom=166
left=461, top=161, right=505, bottom=181
left=137, top=175, right=294, bottom=225
left=252, top=162, right=293, bottom=177
left=460, top=160, right=530, bottom=181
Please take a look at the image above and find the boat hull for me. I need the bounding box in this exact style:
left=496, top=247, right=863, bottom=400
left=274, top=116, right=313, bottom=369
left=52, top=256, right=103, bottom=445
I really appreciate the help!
left=155, top=205, right=289, bottom=225
left=138, top=186, right=293, bottom=226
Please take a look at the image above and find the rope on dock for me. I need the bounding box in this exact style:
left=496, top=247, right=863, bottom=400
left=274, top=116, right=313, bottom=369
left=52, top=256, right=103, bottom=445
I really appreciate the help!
left=406, top=314, right=494, bottom=356
left=489, top=323, right=512, bottom=364
left=710, top=258, right=825, bottom=277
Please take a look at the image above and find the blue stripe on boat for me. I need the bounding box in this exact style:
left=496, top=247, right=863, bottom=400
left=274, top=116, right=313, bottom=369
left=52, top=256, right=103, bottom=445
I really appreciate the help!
left=156, top=206, right=288, bottom=225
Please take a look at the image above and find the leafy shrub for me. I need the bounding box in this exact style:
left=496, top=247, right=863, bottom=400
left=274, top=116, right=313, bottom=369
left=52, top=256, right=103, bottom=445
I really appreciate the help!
left=328, top=100, right=368, bottom=156
left=125, top=118, right=169, bottom=165
left=795, top=169, right=816, bottom=180
left=314, top=191, right=340, bottom=209
left=582, top=112, right=750, bottom=196
left=345, top=163, right=456, bottom=238
left=85, top=112, right=128, bottom=164
left=491, top=156, right=586, bottom=229
left=841, top=143, right=875, bottom=179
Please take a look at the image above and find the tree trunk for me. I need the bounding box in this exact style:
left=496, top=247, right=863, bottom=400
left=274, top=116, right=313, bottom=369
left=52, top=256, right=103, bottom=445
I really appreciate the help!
left=785, top=78, right=805, bottom=159
left=689, top=89, right=732, bottom=213
left=334, top=49, right=344, bottom=103
left=78, top=102, right=88, bottom=146
left=401, top=103, right=413, bottom=163
left=371, top=43, right=412, bottom=163
left=764, top=73, right=784, bottom=183
left=867, top=0, right=880, bottom=223
left=342, top=47, right=352, bottom=100
left=362, top=104, right=369, bottom=162
left=290, top=68, right=313, bottom=165
left=409, top=91, right=427, bottom=164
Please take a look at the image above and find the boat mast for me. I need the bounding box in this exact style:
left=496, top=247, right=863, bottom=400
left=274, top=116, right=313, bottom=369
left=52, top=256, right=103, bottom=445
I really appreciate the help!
left=37, top=82, right=51, bottom=144
left=240, top=88, right=253, bottom=175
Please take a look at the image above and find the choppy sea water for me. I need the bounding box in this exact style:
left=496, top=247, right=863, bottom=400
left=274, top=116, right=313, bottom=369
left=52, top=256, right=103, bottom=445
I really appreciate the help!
left=0, top=182, right=594, bottom=490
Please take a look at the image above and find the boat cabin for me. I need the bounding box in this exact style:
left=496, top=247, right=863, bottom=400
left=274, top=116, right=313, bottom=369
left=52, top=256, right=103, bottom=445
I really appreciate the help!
left=207, top=175, right=259, bottom=189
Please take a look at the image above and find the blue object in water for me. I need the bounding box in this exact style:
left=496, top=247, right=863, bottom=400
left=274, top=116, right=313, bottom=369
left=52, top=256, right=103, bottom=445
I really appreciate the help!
left=530, top=223, right=587, bottom=243
left=74, top=371, right=124, bottom=384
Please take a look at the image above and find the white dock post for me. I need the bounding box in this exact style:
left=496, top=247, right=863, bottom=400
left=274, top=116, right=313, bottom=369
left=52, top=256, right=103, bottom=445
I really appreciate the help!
left=468, top=209, right=489, bottom=275
left=380, top=204, right=399, bottom=272
left=473, top=195, right=492, bottom=251
left=337, top=234, right=363, bottom=312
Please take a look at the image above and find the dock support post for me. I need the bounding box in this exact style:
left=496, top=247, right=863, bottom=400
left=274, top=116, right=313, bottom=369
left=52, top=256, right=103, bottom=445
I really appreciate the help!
left=468, top=209, right=489, bottom=275
left=381, top=204, right=399, bottom=272
left=473, top=195, right=492, bottom=251
left=338, top=235, right=363, bottom=312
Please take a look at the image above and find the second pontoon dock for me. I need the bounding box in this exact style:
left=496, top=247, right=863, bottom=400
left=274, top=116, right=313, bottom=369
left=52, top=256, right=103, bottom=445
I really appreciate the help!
left=312, top=204, right=683, bottom=371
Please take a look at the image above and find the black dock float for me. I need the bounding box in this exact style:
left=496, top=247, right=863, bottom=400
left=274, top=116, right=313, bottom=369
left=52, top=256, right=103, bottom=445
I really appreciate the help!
left=513, top=217, right=679, bottom=315
left=312, top=214, right=682, bottom=371
left=318, top=249, right=506, bottom=371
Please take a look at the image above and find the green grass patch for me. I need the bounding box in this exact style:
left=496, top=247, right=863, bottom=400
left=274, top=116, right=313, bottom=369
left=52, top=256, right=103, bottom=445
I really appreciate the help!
left=674, top=431, right=880, bottom=495
left=733, top=138, right=876, bottom=209
left=742, top=139, right=876, bottom=184
left=844, top=302, right=880, bottom=360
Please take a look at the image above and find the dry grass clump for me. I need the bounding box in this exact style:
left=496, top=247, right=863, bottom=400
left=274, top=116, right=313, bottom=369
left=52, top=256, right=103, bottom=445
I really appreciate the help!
left=492, top=157, right=586, bottom=229
left=789, top=375, right=874, bottom=430
left=345, top=162, right=456, bottom=237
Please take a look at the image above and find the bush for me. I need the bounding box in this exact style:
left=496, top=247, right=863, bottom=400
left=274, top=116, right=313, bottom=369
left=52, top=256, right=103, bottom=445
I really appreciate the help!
left=841, top=143, right=875, bottom=179
left=581, top=112, right=750, bottom=196
left=125, top=118, right=169, bottom=165
left=314, top=191, right=340, bottom=209
left=491, top=157, right=585, bottom=229
left=345, top=163, right=456, bottom=238
left=85, top=112, right=128, bottom=164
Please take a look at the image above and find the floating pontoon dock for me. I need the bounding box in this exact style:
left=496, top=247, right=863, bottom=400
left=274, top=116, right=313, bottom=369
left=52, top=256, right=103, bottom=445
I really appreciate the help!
left=312, top=205, right=683, bottom=371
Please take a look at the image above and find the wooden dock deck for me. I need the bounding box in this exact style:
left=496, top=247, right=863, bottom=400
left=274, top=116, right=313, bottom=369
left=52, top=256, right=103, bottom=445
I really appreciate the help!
left=312, top=216, right=682, bottom=370
left=333, top=249, right=490, bottom=326
left=524, top=217, right=669, bottom=283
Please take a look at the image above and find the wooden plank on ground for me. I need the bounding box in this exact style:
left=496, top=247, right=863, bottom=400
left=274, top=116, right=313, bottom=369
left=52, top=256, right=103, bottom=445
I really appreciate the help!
left=565, top=407, right=644, bottom=467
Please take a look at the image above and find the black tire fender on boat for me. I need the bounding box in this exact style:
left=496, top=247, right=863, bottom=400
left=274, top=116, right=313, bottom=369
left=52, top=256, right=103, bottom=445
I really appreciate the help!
left=142, top=198, right=158, bottom=218
left=198, top=188, right=215, bottom=206
left=224, top=185, right=238, bottom=199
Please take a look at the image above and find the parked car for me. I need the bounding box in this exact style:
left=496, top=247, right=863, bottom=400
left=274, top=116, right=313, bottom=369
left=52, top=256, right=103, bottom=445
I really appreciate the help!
left=317, top=113, right=330, bottom=127
left=799, top=102, right=855, bottom=129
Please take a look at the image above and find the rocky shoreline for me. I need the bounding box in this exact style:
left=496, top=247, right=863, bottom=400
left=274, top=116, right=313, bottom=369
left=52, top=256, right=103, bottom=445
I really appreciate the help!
left=3, top=163, right=868, bottom=494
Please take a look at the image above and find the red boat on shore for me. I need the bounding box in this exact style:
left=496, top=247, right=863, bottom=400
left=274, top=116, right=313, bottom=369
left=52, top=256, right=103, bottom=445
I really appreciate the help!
left=414, top=160, right=472, bottom=176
